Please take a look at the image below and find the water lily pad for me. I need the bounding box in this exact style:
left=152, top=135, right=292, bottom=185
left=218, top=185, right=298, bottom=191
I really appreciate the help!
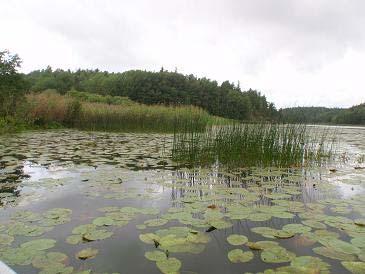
left=66, top=235, right=82, bottom=245
left=144, top=250, right=167, bottom=262
left=156, top=257, right=181, bottom=274
left=227, top=249, right=254, bottom=263
left=92, top=217, right=114, bottom=226
left=341, top=261, right=365, bottom=274
left=354, top=219, right=365, bottom=226
left=209, top=219, right=233, bottom=229
left=144, top=219, right=169, bottom=227
left=313, top=246, right=356, bottom=261
left=261, top=246, right=296, bottom=263
left=282, top=223, right=311, bottom=234
left=76, top=248, right=98, bottom=260
left=227, top=234, right=248, bottom=245
left=351, top=236, right=365, bottom=248
left=301, top=220, right=326, bottom=229
left=32, top=252, right=68, bottom=269
left=0, top=234, right=14, bottom=245
left=324, top=238, right=361, bottom=255
left=139, top=233, right=160, bottom=244
left=72, top=224, right=97, bottom=235
left=246, top=241, right=279, bottom=250
left=83, top=229, right=113, bottom=241
left=290, top=256, right=330, bottom=272
left=20, top=239, right=56, bottom=251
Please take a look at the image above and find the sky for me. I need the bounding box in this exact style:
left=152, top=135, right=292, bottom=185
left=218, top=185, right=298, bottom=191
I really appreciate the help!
left=2, top=0, right=365, bottom=108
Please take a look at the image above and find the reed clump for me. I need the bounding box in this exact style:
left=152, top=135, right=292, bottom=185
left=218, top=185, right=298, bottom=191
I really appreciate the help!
left=172, top=123, right=334, bottom=167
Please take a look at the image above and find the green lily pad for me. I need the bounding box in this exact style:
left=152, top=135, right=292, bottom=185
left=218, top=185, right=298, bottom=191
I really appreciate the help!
left=351, top=236, right=365, bottom=248
left=209, top=219, right=233, bottom=229
left=354, top=219, right=365, bottom=226
left=290, top=256, right=330, bottom=272
left=0, top=234, right=14, bottom=245
left=92, top=217, right=114, bottom=226
left=139, top=233, right=160, bottom=244
left=301, top=220, right=326, bottom=229
left=144, top=250, right=167, bottom=262
left=144, top=219, right=169, bottom=227
left=246, top=241, right=279, bottom=250
left=282, top=224, right=311, bottom=234
left=273, top=230, right=295, bottom=239
left=32, top=252, right=68, bottom=269
left=156, top=257, right=181, bottom=274
left=341, top=261, right=365, bottom=274
left=83, top=229, right=113, bottom=241
left=76, top=248, right=98, bottom=260
left=72, top=224, right=97, bottom=235
left=227, top=249, right=254, bottom=263
left=66, top=235, right=82, bottom=245
left=227, top=234, right=248, bottom=246
left=313, top=246, right=356, bottom=261
left=325, top=239, right=361, bottom=255
left=261, top=246, right=296, bottom=263
left=20, top=239, right=56, bottom=251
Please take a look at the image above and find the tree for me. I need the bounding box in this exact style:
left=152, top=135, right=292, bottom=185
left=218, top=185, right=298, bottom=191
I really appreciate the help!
left=0, top=50, right=26, bottom=116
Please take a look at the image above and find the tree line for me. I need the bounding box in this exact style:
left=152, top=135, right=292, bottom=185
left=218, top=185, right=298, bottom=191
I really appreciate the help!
left=279, top=105, right=365, bottom=125
left=25, top=67, right=278, bottom=121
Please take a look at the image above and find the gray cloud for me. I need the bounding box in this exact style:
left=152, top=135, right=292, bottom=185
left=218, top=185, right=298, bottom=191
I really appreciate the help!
left=2, top=0, right=365, bottom=107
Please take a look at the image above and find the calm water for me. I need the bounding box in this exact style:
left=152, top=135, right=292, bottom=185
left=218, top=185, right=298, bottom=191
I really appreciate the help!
left=0, top=127, right=364, bottom=274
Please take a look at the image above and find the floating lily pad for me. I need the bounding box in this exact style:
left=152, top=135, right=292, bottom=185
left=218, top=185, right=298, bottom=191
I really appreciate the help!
left=92, top=217, right=114, bottom=226
left=324, top=238, right=361, bottom=255
left=282, top=223, right=311, bottom=234
left=0, top=234, right=14, bottom=245
left=261, top=246, right=296, bottom=263
left=20, top=239, right=56, bottom=251
left=32, top=252, right=68, bottom=269
left=76, top=248, right=98, bottom=260
left=144, top=250, right=167, bottom=262
left=156, top=257, right=181, bottom=274
left=83, top=229, right=113, bottom=241
left=290, top=256, right=330, bottom=272
left=313, top=246, right=356, bottom=261
left=139, top=233, right=160, bottom=244
left=246, top=241, right=279, bottom=250
left=341, top=261, right=365, bottom=274
left=227, top=234, right=248, bottom=246
left=301, top=220, right=326, bottom=229
left=66, top=235, right=82, bottom=245
left=144, top=219, right=169, bottom=227
left=227, top=249, right=254, bottom=263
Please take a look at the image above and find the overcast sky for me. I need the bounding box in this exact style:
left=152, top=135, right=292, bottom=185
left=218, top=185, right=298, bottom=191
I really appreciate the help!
left=2, top=0, right=365, bottom=108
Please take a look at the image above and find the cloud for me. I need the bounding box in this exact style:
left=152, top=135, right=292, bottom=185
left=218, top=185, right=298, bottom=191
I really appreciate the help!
left=2, top=0, right=365, bottom=107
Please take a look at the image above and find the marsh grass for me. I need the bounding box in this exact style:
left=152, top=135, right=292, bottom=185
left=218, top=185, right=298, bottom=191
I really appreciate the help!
left=172, top=123, right=334, bottom=167
left=24, top=90, right=226, bottom=132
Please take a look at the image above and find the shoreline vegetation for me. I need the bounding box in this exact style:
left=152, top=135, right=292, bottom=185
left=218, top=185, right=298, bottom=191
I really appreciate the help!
left=172, top=123, right=335, bottom=168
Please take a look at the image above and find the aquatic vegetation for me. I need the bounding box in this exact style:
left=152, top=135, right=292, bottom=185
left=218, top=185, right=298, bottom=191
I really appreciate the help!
left=0, top=128, right=364, bottom=273
left=227, top=249, right=254, bottom=263
left=156, top=257, right=181, bottom=274
left=76, top=248, right=98, bottom=260
left=226, top=234, right=248, bottom=246
left=172, top=123, right=334, bottom=167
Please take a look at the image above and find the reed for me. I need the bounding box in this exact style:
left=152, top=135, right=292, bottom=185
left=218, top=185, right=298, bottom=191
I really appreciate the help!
left=25, top=90, right=226, bottom=132
left=172, top=123, right=334, bottom=167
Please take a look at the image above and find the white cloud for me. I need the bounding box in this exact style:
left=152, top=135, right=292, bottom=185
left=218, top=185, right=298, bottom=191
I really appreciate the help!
left=1, top=0, right=365, bottom=107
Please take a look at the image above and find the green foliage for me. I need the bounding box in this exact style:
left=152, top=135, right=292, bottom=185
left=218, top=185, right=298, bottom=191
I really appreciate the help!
left=25, top=68, right=277, bottom=121
left=0, top=50, right=27, bottom=117
left=172, top=123, right=333, bottom=167
left=280, top=104, right=365, bottom=125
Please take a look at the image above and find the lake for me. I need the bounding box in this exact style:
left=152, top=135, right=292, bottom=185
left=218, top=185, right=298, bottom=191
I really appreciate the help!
left=0, top=126, right=364, bottom=274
